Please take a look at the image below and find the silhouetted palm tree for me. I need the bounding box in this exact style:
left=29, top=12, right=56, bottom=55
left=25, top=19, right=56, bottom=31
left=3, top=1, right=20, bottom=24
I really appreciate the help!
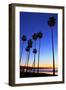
left=33, top=48, right=37, bottom=73
left=32, top=33, right=37, bottom=72
left=37, top=32, right=43, bottom=73
left=20, top=35, right=27, bottom=63
left=26, top=39, right=32, bottom=72
left=48, top=16, right=56, bottom=75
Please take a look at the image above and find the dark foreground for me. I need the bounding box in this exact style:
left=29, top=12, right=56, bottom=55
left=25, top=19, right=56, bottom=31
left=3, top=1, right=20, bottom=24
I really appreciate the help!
left=20, top=72, right=57, bottom=78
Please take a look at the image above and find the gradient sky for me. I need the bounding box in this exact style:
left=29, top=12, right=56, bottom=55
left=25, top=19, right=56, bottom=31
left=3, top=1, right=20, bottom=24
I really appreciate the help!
left=20, top=12, right=58, bottom=68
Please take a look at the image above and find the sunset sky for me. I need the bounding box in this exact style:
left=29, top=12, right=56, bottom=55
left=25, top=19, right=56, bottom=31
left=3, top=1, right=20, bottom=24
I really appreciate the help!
left=20, top=12, right=58, bottom=68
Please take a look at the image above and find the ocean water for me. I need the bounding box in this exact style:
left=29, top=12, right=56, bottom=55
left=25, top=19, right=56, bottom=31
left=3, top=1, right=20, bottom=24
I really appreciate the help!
left=21, top=68, right=58, bottom=75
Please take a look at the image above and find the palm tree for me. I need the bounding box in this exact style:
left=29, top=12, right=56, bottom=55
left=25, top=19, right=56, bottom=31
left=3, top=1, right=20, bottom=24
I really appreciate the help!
left=26, top=39, right=32, bottom=72
left=48, top=16, right=56, bottom=75
left=32, top=33, right=37, bottom=72
left=20, top=35, right=26, bottom=64
left=37, top=32, right=43, bottom=73
left=32, top=48, right=37, bottom=73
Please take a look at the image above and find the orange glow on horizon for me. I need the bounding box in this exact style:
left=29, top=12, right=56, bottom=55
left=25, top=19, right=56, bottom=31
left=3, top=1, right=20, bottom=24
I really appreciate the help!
left=20, top=63, right=58, bottom=69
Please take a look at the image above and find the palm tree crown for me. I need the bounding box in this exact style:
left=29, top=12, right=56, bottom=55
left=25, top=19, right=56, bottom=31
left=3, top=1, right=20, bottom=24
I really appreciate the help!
left=48, top=16, right=56, bottom=27
left=25, top=46, right=30, bottom=52
left=33, top=49, right=37, bottom=54
left=22, top=35, right=27, bottom=41
left=32, top=33, right=37, bottom=40
left=37, top=32, right=43, bottom=39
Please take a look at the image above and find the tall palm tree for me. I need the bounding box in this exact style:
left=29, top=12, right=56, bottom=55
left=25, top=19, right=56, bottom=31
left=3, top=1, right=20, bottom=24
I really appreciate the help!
left=32, top=48, right=37, bottom=73
left=48, top=16, right=56, bottom=75
left=32, top=33, right=37, bottom=72
left=37, top=32, right=43, bottom=73
left=26, top=39, right=32, bottom=72
left=20, top=35, right=27, bottom=64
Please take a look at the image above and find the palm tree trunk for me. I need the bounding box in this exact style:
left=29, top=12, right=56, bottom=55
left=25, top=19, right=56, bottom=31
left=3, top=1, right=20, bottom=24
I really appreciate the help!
left=51, top=29, right=55, bottom=75
left=35, top=40, right=36, bottom=48
left=24, top=50, right=28, bottom=67
left=37, top=39, right=40, bottom=73
left=20, top=41, right=24, bottom=64
left=32, top=40, right=36, bottom=73
left=25, top=53, right=28, bottom=72
left=26, top=50, right=30, bottom=72
left=33, top=54, right=36, bottom=73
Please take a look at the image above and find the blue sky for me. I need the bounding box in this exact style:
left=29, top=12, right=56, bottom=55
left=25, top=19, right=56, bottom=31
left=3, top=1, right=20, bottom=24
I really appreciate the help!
left=20, top=12, right=58, bottom=67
